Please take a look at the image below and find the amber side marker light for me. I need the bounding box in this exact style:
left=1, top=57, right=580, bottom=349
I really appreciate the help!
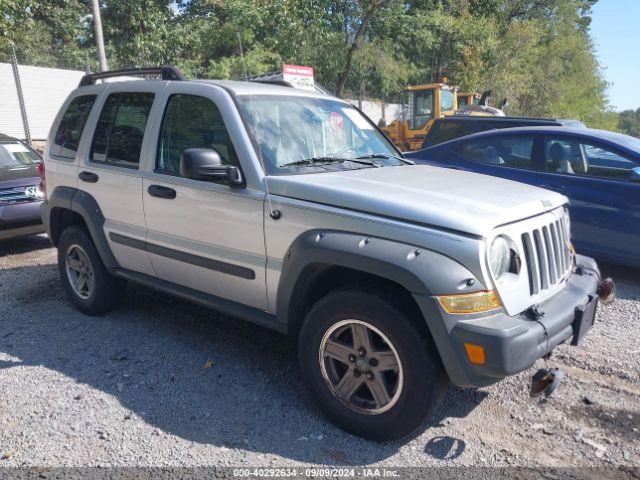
left=437, top=290, right=501, bottom=314
left=464, top=343, right=486, bottom=365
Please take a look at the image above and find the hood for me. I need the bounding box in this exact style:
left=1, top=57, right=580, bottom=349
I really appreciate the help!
left=266, top=165, right=567, bottom=237
left=0, top=163, right=40, bottom=184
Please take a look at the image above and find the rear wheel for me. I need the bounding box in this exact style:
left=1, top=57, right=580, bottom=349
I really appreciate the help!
left=58, top=225, right=126, bottom=315
left=298, top=288, right=447, bottom=441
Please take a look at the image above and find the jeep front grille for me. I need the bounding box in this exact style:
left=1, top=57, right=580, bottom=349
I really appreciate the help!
left=0, top=185, right=36, bottom=204
left=521, top=218, right=571, bottom=295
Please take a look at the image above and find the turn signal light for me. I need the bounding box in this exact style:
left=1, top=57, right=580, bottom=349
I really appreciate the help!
left=464, top=343, right=486, bottom=365
left=437, top=290, right=501, bottom=314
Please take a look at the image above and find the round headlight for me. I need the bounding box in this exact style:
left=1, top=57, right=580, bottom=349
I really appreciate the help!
left=489, top=235, right=511, bottom=283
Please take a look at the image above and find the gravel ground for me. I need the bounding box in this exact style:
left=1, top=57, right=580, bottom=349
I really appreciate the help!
left=0, top=235, right=639, bottom=471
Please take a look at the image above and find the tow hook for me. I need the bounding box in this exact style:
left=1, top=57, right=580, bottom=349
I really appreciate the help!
left=597, top=278, right=615, bottom=305
left=530, top=366, right=564, bottom=399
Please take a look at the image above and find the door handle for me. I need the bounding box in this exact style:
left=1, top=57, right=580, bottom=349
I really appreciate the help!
left=147, top=184, right=176, bottom=199
left=79, top=171, right=99, bottom=183
left=540, top=184, right=565, bottom=191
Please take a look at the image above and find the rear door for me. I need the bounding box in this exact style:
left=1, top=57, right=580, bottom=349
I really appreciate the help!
left=77, top=83, right=164, bottom=275
left=538, top=135, right=640, bottom=264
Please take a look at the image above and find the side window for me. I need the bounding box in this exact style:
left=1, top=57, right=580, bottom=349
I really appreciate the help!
left=52, top=95, right=96, bottom=159
left=544, top=139, right=583, bottom=175
left=156, top=94, right=238, bottom=176
left=90, top=92, right=155, bottom=168
left=457, top=136, right=536, bottom=169
left=433, top=121, right=475, bottom=145
left=584, top=144, right=637, bottom=180
left=545, top=138, right=638, bottom=180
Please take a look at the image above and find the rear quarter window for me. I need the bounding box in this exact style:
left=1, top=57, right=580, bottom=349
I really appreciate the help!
left=51, top=95, right=97, bottom=159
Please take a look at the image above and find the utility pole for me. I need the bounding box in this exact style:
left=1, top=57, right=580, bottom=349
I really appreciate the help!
left=90, top=0, right=108, bottom=71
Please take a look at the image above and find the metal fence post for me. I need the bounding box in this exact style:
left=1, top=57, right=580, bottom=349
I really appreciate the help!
left=10, top=44, right=32, bottom=145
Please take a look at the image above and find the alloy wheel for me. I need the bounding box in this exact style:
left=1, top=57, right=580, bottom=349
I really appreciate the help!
left=319, top=319, right=403, bottom=414
left=65, top=244, right=95, bottom=300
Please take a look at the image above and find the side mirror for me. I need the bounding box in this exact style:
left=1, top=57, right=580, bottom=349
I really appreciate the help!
left=630, top=166, right=640, bottom=183
left=180, top=148, right=244, bottom=187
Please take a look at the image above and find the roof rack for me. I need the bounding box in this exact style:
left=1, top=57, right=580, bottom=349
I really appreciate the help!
left=79, top=66, right=186, bottom=87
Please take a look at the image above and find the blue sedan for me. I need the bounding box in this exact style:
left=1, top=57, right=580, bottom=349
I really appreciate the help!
left=405, top=126, right=640, bottom=268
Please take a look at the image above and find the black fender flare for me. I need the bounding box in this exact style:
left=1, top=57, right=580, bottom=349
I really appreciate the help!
left=276, top=229, right=484, bottom=326
left=42, top=187, right=119, bottom=271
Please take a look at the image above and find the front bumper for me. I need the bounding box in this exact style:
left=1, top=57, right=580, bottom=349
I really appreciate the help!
left=0, top=201, right=45, bottom=240
left=414, top=255, right=602, bottom=388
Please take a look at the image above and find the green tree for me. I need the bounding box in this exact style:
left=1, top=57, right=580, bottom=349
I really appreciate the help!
left=619, top=109, right=640, bottom=138
left=1, top=0, right=617, bottom=131
left=0, top=0, right=32, bottom=56
left=480, top=0, right=610, bottom=127
left=1, top=0, right=89, bottom=68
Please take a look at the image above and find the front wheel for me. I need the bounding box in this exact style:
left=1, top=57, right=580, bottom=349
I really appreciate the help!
left=298, top=288, right=447, bottom=441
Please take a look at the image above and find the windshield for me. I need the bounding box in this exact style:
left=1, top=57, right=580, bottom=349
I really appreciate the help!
left=237, top=95, right=401, bottom=175
left=0, top=141, right=41, bottom=167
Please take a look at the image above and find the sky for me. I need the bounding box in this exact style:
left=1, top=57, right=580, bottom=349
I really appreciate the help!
left=590, top=0, right=640, bottom=111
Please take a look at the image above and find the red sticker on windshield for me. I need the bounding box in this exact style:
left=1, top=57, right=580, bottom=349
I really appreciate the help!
left=329, top=112, right=344, bottom=131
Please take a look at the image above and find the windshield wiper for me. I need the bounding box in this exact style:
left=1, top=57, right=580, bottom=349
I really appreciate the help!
left=281, top=156, right=380, bottom=168
left=354, top=153, right=415, bottom=165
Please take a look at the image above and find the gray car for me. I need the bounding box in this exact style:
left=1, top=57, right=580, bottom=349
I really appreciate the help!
left=41, top=67, right=614, bottom=441
left=0, top=134, right=45, bottom=240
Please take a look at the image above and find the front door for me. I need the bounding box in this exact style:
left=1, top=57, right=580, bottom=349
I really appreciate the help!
left=539, top=135, right=640, bottom=264
left=141, top=85, right=267, bottom=309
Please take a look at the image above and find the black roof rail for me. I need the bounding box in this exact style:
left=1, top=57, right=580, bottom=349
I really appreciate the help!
left=79, top=66, right=186, bottom=87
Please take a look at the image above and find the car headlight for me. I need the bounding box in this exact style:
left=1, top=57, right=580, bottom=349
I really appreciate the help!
left=489, top=235, right=511, bottom=283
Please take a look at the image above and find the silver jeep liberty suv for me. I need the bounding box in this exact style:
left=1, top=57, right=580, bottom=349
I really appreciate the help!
left=41, top=67, right=614, bottom=441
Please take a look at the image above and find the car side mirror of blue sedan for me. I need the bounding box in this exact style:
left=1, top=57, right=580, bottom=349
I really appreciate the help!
left=630, top=166, right=640, bottom=183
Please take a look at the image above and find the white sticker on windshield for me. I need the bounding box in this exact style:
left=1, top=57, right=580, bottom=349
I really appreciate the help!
left=4, top=143, right=30, bottom=153
left=342, top=107, right=374, bottom=130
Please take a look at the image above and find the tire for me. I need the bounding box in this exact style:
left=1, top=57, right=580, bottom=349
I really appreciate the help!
left=58, top=225, right=126, bottom=315
left=298, top=288, right=448, bottom=441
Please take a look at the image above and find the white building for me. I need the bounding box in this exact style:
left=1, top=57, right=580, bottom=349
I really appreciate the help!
left=0, top=63, right=85, bottom=141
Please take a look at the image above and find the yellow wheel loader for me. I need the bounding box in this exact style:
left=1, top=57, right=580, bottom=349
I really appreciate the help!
left=381, top=83, right=458, bottom=151
left=381, top=86, right=506, bottom=151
